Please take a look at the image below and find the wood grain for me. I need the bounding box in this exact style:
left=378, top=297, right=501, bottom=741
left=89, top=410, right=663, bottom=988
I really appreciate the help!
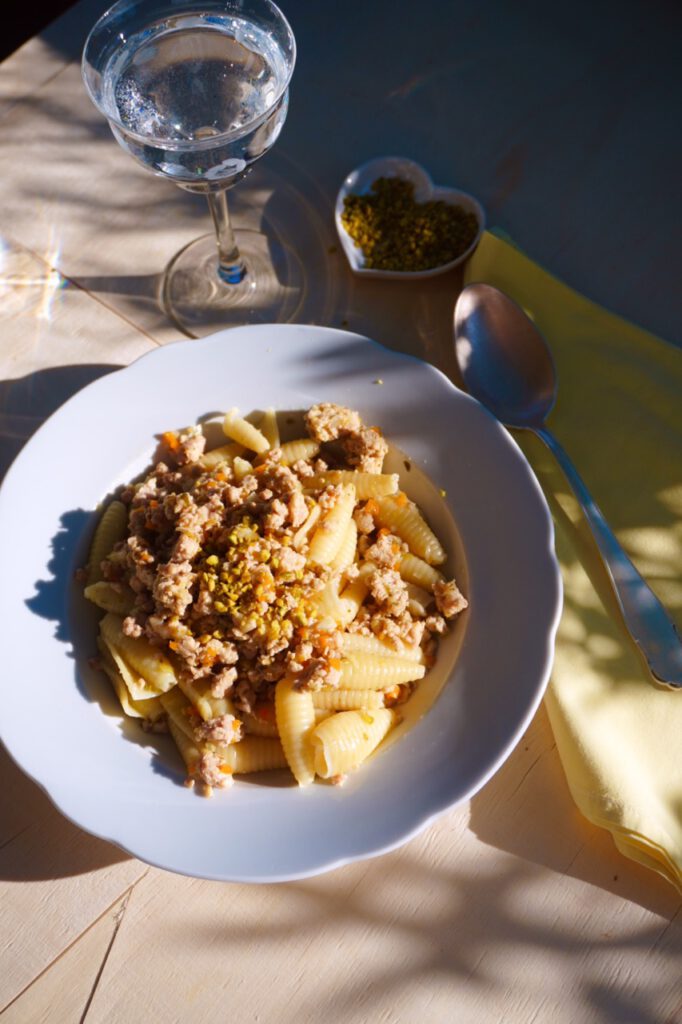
left=0, top=0, right=680, bottom=1021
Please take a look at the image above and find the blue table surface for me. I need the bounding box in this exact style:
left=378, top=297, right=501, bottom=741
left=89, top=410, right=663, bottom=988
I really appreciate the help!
left=39, top=0, right=682, bottom=346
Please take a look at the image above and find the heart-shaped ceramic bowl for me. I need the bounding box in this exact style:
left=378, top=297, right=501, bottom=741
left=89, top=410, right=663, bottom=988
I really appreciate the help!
left=335, top=156, right=485, bottom=280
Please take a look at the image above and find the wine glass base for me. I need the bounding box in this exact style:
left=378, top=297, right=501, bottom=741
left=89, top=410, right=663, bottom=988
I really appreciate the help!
left=162, top=230, right=304, bottom=337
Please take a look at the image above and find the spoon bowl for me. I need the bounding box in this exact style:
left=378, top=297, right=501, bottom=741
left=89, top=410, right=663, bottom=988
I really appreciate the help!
left=454, top=283, right=556, bottom=427
left=453, top=282, right=682, bottom=689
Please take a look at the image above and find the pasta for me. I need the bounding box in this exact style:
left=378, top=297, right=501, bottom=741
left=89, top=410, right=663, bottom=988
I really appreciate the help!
left=83, top=404, right=468, bottom=794
left=311, top=709, right=397, bottom=779
left=223, top=408, right=269, bottom=453
left=311, top=688, right=384, bottom=711
left=307, top=483, right=356, bottom=565
left=374, top=495, right=446, bottom=565
left=328, top=519, right=357, bottom=572
left=306, top=471, right=399, bottom=499
left=275, top=676, right=316, bottom=786
left=84, top=580, right=135, bottom=615
left=86, top=499, right=127, bottom=584
left=278, top=437, right=320, bottom=466
left=100, top=613, right=177, bottom=693
left=338, top=654, right=426, bottom=689
left=260, top=407, right=280, bottom=450
left=398, top=551, right=444, bottom=590
left=199, top=443, right=239, bottom=470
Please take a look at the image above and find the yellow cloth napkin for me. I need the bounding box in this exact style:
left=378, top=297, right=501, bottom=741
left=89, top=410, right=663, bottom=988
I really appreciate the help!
left=465, top=232, right=682, bottom=892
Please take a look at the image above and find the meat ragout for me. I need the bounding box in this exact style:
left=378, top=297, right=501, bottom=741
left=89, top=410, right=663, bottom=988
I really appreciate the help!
left=87, top=404, right=468, bottom=793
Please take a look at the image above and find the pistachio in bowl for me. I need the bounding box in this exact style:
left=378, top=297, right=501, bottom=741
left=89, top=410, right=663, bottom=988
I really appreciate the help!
left=335, top=156, right=485, bottom=280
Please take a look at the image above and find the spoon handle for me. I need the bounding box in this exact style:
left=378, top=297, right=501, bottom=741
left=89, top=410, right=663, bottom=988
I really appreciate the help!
left=534, top=426, right=682, bottom=690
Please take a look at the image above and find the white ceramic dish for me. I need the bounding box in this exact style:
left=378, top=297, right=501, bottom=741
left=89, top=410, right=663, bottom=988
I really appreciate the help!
left=335, top=156, right=485, bottom=279
left=0, top=325, right=561, bottom=882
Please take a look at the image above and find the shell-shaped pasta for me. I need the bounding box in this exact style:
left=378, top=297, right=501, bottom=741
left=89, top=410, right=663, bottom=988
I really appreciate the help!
left=278, top=438, right=320, bottom=466
left=374, top=496, right=446, bottom=565
left=176, top=674, right=234, bottom=722
left=232, top=456, right=254, bottom=481
left=310, top=578, right=348, bottom=624
left=100, top=613, right=177, bottom=693
left=308, top=484, right=356, bottom=565
left=97, top=639, right=165, bottom=720
left=260, top=408, right=280, bottom=449
left=86, top=500, right=127, bottom=584
left=275, top=676, right=316, bottom=786
left=223, top=737, right=288, bottom=774
left=311, top=709, right=397, bottom=778
left=241, top=710, right=279, bottom=738
left=223, top=408, right=269, bottom=454
left=199, top=443, right=240, bottom=470
left=312, top=688, right=384, bottom=711
left=168, top=718, right=202, bottom=776
left=160, top=686, right=195, bottom=739
left=405, top=582, right=433, bottom=618
left=339, top=632, right=424, bottom=664
left=338, top=574, right=370, bottom=625
left=398, top=551, right=444, bottom=590
left=98, top=634, right=163, bottom=703
left=84, top=580, right=135, bottom=615
left=329, top=519, right=357, bottom=572
left=292, top=503, right=320, bottom=551
left=307, top=471, right=399, bottom=499
left=339, top=654, right=426, bottom=690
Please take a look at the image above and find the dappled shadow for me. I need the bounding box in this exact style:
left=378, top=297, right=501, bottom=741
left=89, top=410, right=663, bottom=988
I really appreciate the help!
left=469, top=705, right=681, bottom=917
left=161, top=842, right=681, bottom=1023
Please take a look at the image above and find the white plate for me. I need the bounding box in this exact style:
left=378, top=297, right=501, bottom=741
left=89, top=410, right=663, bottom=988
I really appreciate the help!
left=0, top=325, right=561, bottom=882
left=335, top=156, right=485, bottom=279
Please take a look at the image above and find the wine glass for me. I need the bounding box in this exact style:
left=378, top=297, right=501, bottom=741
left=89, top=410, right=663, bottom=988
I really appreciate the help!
left=82, top=0, right=299, bottom=336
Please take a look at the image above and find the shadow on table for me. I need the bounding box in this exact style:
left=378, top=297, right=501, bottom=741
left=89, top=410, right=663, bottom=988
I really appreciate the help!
left=0, top=743, right=129, bottom=880
left=468, top=705, right=680, bottom=918
left=177, top=819, right=680, bottom=1024
left=0, top=362, right=134, bottom=879
left=0, top=363, right=120, bottom=481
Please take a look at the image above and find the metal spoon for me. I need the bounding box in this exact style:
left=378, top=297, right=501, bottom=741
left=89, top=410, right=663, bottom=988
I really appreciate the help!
left=454, top=282, right=682, bottom=690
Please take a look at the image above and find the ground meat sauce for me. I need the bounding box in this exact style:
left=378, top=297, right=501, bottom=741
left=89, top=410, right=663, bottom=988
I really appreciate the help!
left=90, top=404, right=468, bottom=792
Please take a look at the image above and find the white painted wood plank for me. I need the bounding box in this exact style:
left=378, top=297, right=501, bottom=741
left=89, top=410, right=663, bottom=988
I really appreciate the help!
left=79, top=806, right=680, bottom=1024
left=0, top=61, right=434, bottom=357
left=0, top=4, right=679, bottom=1019
left=1, top=891, right=130, bottom=1024
left=0, top=743, right=147, bottom=1010
left=0, top=239, right=156, bottom=474
left=0, top=256, right=156, bottom=1010
left=0, top=37, right=69, bottom=122
left=0, top=1, right=112, bottom=120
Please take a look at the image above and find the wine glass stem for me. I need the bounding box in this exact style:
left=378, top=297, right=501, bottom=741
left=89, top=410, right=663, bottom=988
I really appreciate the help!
left=206, top=189, right=246, bottom=285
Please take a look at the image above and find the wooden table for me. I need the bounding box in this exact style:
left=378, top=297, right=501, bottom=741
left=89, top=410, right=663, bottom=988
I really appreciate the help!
left=1, top=2, right=680, bottom=1020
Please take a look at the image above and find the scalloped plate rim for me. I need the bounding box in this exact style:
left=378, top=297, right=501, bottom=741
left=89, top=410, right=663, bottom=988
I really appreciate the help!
left=0, top=324, right=561, bottom=882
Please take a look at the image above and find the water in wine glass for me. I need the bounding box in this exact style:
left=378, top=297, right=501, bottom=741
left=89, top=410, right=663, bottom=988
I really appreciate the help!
left=102, top=13, right=290, bottom=190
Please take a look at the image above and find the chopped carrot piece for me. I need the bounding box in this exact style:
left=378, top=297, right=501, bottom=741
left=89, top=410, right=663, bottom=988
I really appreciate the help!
left=394, top=491, right=409, bottom=508
left=161, top=431, right=180, bottom=451
left=364, top=498, right=379, bottom=517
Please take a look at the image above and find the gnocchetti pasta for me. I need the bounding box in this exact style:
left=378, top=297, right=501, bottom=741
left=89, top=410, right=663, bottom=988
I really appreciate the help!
left=82, top=403, right=468, bottom=794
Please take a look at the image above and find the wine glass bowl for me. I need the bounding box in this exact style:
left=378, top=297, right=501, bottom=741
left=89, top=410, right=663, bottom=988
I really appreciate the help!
left=82, top=0, right=299, bottom=334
